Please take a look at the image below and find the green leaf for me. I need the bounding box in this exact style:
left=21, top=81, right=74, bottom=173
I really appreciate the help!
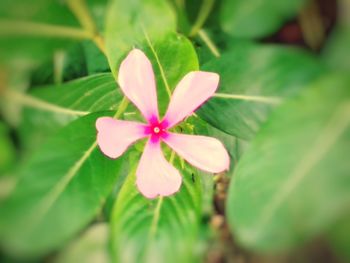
left=105, top=0, right=199, bottom=114
left=0, top=112, right=125, bottom=257
left=220, top=0, right=306, bottom=38
left=110, top=157, right=204, bottom=263
left=197, top=44, right=324, bottom=140
left=3, top=73, right=122, bottom=151
left=322, top=26, right=350, bottom=72
left=0, top=122, right=16, bottom=175
left=105, top=0, right=176, bottom=76
left=143, top=33, right=199, bottom=115
left=83, top=41, right=110, bottom=75
left=328, top=213, right=350, bottom=261
left=55, top=223, right=109, bottom=263
left=226, top=75, right=350, bottom=252
left=189, top=116, right=249, bottom=171
left=0, top=0, right=84, bottom=67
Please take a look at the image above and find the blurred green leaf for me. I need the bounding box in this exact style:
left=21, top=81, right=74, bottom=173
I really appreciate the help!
left=110, top=157, right=204, bottom=263
left=0, top=112, right=125, bottom=257
left=55, top=223, right=109, bottom=263
left=0, top=122, right=16, bottom=175
left=328, top=213, right=350, bottom=261
left=220, top=0, right=306, bottom=38
left=197, top=44, right=324, bottom=140
left=323, top=27, right=350, bottom=72
left=227, top=75, right=350, bottom=252
left=4, top=73, right=122, bottom=151
left=0, top=0, right=84, bottom=67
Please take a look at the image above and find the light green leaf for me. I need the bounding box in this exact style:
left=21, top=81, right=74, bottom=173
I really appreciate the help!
left=55, top=223, right=109, bottom=263
left=143, top=33, right=199, bottom=115
left=2, top=73, right=122, bottom=151
left=227, top=75, right=350, bottom=252
left=0, top=0, right=85, bottom=67
left=105, top=0, right=176, bottom=76
left=110, top=157, right=204, bottom=263
left=0, top=112, right=125, bottom=257
left=105, top=0, right=198, bottom=114
left=220, top=0, right=306, bottom=38
left=197, top=44, right=324, bottom=140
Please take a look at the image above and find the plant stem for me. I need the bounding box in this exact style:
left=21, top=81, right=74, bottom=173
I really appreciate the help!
left=198, top=29, right=221, bottom=58
left=189, top=0, right=215, bottom=37
left=0, top=20, right=92, bottom=39
left=67, top=0, right=107, bottom=55
left=67, top=0, right=96, bottom=33
left=114, top=96, right=130, bottom=119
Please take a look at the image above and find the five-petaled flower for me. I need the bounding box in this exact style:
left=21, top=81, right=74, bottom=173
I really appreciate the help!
left=96, top=49, right=230, bottom=198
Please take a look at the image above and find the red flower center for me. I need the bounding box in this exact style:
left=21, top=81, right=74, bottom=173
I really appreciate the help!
left=144, top=117, right=169, bottom=143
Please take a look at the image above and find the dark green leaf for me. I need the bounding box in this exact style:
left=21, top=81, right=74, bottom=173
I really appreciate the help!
left=328, top=213, right=350, bottom=261
left=323, top=27, right=350, bottom=72
left=220, top=0, right=306, bottom=38
left=0, top=112, right=125, bottom=257
left=227, top=75, right=350, bottom=252
left=197, top=44, right=324, bottom=140
left=0, top=122, right=16, bottom=175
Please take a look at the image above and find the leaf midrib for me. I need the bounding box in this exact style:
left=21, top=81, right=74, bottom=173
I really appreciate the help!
left=247, top=101, right=350, bottom=242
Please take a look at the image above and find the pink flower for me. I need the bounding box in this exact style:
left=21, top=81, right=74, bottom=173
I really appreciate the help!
left=96, top=49, right=230, bottom=199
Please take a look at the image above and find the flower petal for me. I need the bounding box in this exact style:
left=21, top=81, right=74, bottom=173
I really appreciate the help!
left=96, top=117, right=146, bottom=159
left=136, top=140, right=182, bottom=199
left=163, top=71, right=219, bottom=128
left=163, top=133, right=230, bottom=173
left=118, top=49, right=159, bottom=121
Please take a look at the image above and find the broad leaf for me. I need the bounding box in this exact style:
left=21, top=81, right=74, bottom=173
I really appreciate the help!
left=7, top=73, right=122, bottom=151
left=220, top=0, right=306, bottom=38
left=55, top=223, right=109, bottom=263
left=0, top=0, right=82, bottom=66
left=227, top=75, right=350, bottom=252
left=197, top=44, right=324, bottom=140
left=105, top=0, right=176, bottom=76
left=0, top=112, right=125, bottom=257
left=110, top=156, right=204, bottom=263
left=105, top=0, right=199, bottom=114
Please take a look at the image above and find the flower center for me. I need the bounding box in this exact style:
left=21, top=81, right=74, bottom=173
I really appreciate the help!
left=144, top=118, right=169, bottom=143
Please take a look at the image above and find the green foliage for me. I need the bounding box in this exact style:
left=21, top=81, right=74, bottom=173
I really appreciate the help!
left=227, top=75, right=350, bottom=251
left=0, top=112, right=125, bottom=257
left=16, top=73, right=122, bottom=151
left=0, top=0, right=81, bottom=67
left=198, top=44, right=324, bottom=140
left=105, top=0, right=176, bottom=76
left=0, top=122, right=15, bottom=175
left=111, top=158, right=203, bottom=263
left=0, top=0, right=349, bottom=262
left=220, top=0, right=306, bottom=38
